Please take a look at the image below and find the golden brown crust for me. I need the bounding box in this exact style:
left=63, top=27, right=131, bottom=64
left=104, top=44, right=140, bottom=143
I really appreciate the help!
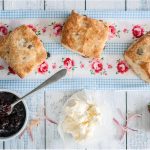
left=124, top=32, right=150, bottom=63
left=0, top=34, right=9, bottom=56
left=124, top=32, right=150, bottom=83
left=61, top=10, right=109, bottom=58
left=0, top=25, right=47, bottom=78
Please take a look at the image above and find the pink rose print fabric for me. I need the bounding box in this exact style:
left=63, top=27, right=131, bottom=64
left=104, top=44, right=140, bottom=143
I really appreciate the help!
left=63, top=58, right=75, bottom=70
left=0, top=66, right=4, bottom=70
left=132, top=25, right=144, bottom=38
left=0, top=25, right=8, bottom=36
left=52, top=63, right=57, bottom=69
left=116, top=60, right=129, bottom=74
left=80, top=63, right=84, bottom=69
left=53, top=23, right=63, bottom=36
left=108, top=24, right=120, bottom=39
left=109, top=25, right=116, bottom=39
left=27, top=24, right=37, bottom=32
left=107, top=64, right=113, bottom=69
left=0, top=19, right=149, bottom=80
left=42, top=27, right=46, bottom=33
left=91, top=59, right=103, bottom=74
left=38, top=61, right=49, bottom=74
left=123, top=28, right=128, bottom=33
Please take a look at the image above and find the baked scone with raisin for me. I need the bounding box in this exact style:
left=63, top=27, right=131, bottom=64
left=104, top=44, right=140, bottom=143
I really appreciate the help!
left=0, top=25, right=47, bottom=78
left=124, top=32, right=150, bottom=83
left=61, top=10, right=109, bottom=58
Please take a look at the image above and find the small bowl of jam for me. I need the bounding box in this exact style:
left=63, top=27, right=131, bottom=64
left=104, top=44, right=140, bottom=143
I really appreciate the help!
left=0, top=90, right=28, bottom=141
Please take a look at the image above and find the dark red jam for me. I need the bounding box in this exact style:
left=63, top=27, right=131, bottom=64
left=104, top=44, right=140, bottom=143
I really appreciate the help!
left=0, top=92, right=26, bottom=137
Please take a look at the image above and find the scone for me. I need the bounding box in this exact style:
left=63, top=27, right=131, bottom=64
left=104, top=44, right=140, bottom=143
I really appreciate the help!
left=124, top=32, right=150, bottom=83
left=61, top=10, right=109, bottom=58
left=0, top=25, right=47, bottom=78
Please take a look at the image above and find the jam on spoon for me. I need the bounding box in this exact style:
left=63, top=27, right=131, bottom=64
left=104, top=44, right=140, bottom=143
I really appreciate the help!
left=0, top=69, right=67, bottom=116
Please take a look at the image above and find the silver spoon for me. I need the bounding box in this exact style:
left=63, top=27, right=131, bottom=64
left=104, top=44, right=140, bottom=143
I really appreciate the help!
left=0, top=69, right=67, bottom=115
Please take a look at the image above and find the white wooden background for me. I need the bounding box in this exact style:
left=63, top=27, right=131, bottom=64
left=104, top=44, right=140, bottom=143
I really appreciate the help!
left=0, top=0, right=150, bottom=149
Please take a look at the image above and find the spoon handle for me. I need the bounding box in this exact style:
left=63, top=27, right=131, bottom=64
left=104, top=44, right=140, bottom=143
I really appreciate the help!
left=12, top=69, right=67, bottom=107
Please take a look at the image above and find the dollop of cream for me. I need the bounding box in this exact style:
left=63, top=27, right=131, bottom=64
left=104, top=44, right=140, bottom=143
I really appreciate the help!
left=61, top=99, right=100, bottom=141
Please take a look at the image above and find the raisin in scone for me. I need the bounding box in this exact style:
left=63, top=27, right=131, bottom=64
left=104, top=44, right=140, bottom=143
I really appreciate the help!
left=61, top=10, right=109, bottom=58
left=124, top=32, right=150, bottom=83
left=0, top=25, right=47, bottom=78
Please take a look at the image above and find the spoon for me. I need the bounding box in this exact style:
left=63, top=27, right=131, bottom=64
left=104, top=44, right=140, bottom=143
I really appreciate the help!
left=0, top=69, right=67, bottom=115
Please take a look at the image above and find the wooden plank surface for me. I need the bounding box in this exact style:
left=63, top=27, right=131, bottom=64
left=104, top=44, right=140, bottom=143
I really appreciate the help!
left=127, top=0, right=150, bottom=10
left=0, top=0, right=150, bottom=149
left=45, top=0, right=85, bottom=10
left=86, top=0, right=125, bottom=10
left=0, top=0, right=3, bottom=10
left=45, top=91, right=126, bottom=149
left=127, top=92, right=150, bottom=149
left=4, top=0, right=44, bottom=10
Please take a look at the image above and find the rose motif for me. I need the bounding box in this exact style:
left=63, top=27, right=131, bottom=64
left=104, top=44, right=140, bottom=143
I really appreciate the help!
left=27, top=24, right=37, bottom=32
left=42, top=27, right=46, bottom=33
left=38, top=61, right=48, bottom=74
left=117, top=60, right=129, bottom=74
left=0, top=66, right=4, bottom=70
left=91, top=59, right=103, bottom=73
left=107, top=64, right=112, bottom=69
left=0, top=25, right=8, bottom=36
left=80, top=64, right=84, bottom=68
left=8, top=66, right=16, bottom=74
left=123, top=28, right=128, bottom=33
left=63, top=58, right=74, bottom=70
left=53, top=23, right=63, bottom=36
left=52, top=63, right=56, bottom=69
left=109, top=25, right=116, bottom=39
left=132, top=25, right=144, bottom=38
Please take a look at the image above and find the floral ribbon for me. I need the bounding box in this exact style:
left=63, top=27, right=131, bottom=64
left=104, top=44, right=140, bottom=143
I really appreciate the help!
left=0, top=19, right=148, bottom=79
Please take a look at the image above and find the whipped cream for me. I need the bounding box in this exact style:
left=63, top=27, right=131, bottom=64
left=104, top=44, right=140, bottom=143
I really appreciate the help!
left=61, top=98, right=100, bottom=141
